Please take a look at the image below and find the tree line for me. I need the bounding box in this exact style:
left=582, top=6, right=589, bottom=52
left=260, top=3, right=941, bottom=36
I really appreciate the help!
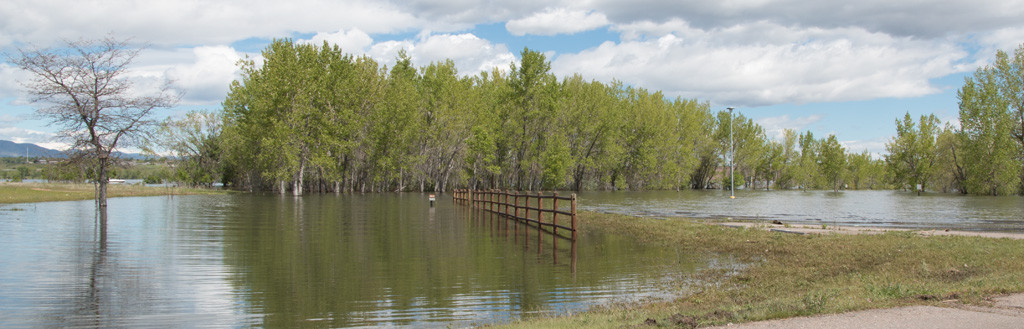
left=72, top=38, right=1021, bottom=196
left=16, top=37, right=1017, bottom=208
left=886, top=45, right=1024, bottom=196
left=182, top=39, right=891, bottom=194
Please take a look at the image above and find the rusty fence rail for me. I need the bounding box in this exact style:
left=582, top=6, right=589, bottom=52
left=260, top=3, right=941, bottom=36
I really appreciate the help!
left=452, top=189, right=577, bottom=241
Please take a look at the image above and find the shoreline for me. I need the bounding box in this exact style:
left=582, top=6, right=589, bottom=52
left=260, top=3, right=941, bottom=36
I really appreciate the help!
left=495, top=211, right=1024, bottom=328
left=716, top=221, right=1024, bottom=240
left=0, top=182, right=232, bottom=204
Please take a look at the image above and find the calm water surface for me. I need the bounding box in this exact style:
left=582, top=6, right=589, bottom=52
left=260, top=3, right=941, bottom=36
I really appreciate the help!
left=580, top=190, right=1024, bottom=231
left=0, top=194, right=709, bottom=328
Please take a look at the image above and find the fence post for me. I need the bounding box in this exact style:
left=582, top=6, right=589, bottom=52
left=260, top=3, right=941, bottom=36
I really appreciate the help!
left=514, top=191, right=520, bottom=237
left=571, top=193, right=577, bottom=241
left=536, top=191, right=543, bottom=236
left=552, top=192, right=559, bottom=236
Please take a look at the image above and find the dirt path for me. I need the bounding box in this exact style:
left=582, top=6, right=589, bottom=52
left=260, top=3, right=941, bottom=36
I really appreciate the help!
left=708, top=222, right=1024, bottom=328
left=709, top=294, right=1024, bottom=329
left=718, top=222, right=1024, bottom=240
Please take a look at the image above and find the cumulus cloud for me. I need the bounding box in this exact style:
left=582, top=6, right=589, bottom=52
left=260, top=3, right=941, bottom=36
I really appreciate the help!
left=757, top=115, right=824, bottom=140
left=506, top=8, right=610, bottom=36
left=842, top=138, right=889, bottom=158
left=164, top=46, right=245, bottom=104
left=0, top=0, right=420, bottom=48
left=0, top=126, right=55, bottom=146
left=978, top=27, right=1024, bottom=59
left=0, top=63, right=30, bottom=102
left=552, top=21, right=969, bottom=106
left=590, top=0, right=1024, bottom=39
left=110, top=46, right=245, bottom=106
left=401, top=0, right=553, bottom=30
left=366, top=33, right=515, bottom=75
left=303, top=29, right=375, bottom=53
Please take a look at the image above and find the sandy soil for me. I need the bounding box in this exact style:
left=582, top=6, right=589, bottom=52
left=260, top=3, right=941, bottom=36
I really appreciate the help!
left=717, top=221, right=1024, bottom=240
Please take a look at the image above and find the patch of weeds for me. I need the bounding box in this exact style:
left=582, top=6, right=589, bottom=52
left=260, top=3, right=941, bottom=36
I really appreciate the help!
left=868, top=282, right=915, bottom=299
left=927, top=268, right=976, bottom=283
left=0, top=207, right=25, bottom=211
left=801, top=290, right=837, bottom=312
left=643, top=310, right=736, bottom=328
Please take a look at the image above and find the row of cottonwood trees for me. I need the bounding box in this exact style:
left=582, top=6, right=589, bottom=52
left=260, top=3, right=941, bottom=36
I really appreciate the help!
left=886, top=45, right=1024, bottom=196
left=209, top=39, right=888, bottom=194
left=162, top=39, right=1022, bottom=195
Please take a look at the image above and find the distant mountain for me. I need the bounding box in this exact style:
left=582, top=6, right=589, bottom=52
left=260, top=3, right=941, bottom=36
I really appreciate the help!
left=0, top=140, right=65, bottom=158
left=0, top=140, right=147, bottom=159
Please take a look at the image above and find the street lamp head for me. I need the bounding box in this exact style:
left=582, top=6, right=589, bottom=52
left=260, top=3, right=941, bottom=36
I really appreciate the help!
left=727, top=107, right=734, bottom=112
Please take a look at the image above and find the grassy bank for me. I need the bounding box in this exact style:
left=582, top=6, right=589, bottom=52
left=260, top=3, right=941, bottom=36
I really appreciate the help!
left=0, top=182, right=232, bottom=204
left=497, top=212, right=1024, bottom=328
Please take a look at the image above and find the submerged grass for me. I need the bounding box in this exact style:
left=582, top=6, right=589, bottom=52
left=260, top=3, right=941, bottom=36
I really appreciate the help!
left=0, top=182, right=232, bottom=204
left=495, top=212, right=1024, bottom=328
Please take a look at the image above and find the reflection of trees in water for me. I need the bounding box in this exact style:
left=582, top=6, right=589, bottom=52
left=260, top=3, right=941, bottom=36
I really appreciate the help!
left=47, top=208, right=170, bottom=327
left=221, top=195, right=691, bottom=327
left=33, top=204, right=236, bottom=328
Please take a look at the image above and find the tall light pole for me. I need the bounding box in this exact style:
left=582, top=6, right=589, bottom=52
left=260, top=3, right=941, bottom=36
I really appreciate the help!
left=728, top=107, right=735, bottom=199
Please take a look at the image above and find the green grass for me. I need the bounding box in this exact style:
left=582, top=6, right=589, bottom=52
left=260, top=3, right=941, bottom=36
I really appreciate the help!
left=494, top=212, right=1024, bottom=328
left=0, top=182, right=232, bottom=204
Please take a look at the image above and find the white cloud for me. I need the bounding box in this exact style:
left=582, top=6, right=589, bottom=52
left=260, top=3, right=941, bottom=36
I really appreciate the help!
left=591, top=0, right=1024, bottom=39
left=164, top=46, right=245, bottom=104
left=978, top=27, right=1024, bottom=59
left=303, top=29, right=375, bottom=53
left=366, top=33, right=515, bottom=76
left=553, top=22, right=969, bottom=106
left=0, top=126, right=55, bottom=146
left=506, top=8, right=610, bottom=36
left=757, top=114, right=823, bottom=140
left=842, top=138, right=888, bottom=158
left=0, top=63, right=29, bottom=102
left=402, top=0, right=554, bottom=30
left=0, top=0, right=420, bottom=48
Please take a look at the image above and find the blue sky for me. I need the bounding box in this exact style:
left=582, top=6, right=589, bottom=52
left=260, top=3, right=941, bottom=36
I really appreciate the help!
left=2, top=0, right=1023, bottom=156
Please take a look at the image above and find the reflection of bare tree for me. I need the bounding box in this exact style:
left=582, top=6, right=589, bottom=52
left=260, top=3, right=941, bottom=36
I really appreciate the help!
left=48, top=206, right=174, bottom=327
left=85, top=208, right=108, bottom=327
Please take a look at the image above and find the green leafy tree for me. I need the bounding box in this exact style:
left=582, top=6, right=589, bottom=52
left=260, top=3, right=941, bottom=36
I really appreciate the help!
left=417, top=59, right=474, bottom=192
left=992, top=45, right=1024, bottom=192
left=818, top=135, right=847, bottom=192
left=154, top=110, right=223, bottom=187
left=796, top=131, right=819, bottom=190
left=846, top=150, right=873, bottom=190
left=885, top=113, right=940, bottom=194
left=931, top=124, right=965, bottom=193
left=557, top=74, right=622, bottom=191
left=667, top=98, right=712, bottom=190
left=507, top=48, right=558, bottom=189
left=957, top=65, right=1022, bottom=195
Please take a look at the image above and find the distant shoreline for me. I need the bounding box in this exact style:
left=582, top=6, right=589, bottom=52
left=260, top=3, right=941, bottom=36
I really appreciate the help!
left=0, top=182, right=232, bottom=204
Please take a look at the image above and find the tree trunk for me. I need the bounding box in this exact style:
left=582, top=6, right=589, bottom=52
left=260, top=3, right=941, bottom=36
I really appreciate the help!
left=293, top=162, right=304, bottom=196
left=97, top=155, right=108, bottom=208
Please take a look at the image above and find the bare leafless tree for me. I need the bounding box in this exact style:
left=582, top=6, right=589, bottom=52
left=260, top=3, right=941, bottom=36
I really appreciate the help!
left=11, top=36, right=180, bottom=207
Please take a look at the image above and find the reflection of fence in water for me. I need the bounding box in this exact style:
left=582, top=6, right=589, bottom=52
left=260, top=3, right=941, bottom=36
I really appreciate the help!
left=453, top=189, right=577, bottom=272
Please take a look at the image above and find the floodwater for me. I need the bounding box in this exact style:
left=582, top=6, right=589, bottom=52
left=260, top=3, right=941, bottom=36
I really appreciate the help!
left=580, top=189, right=1024, bottom=232
left=0, top=194, right=711, bottom=328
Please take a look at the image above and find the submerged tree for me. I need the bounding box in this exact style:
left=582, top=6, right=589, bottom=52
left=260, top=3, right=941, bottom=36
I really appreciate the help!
left=12, top=36, right=180, bottom=207
left=885, top=113, right=940, bottom=194
left=818, top=134, right=846, bottom=192
left=154, top=110, right=223, bottom=187
left=957, top=65, right=1021, bottom=195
